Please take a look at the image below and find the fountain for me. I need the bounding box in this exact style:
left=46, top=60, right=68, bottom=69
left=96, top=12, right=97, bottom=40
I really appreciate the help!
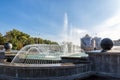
left=0, top=13, right=119, bottom=80
left=11, top=44, right=63, bottom=64
left=63, top=13, right=69, bottom=54
left=11, top=43, right=87, bottom=64
left=11, top=13, right=88, bottom=64
left=0, top=13, right=91, bottom=80
left=62, top=13, right=88, bottom=56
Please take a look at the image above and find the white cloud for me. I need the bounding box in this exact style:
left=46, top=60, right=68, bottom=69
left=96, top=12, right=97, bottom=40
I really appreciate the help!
left=35, top=12, right=120, bottom=44
left=34, top=10, right=120, bottom=44
left=92, top=12, right=120, bottom=40
left=72, top=28, right=87, bottom=34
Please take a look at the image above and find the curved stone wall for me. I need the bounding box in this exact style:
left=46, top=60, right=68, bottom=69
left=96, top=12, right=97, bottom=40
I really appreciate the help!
left=0, top=63, right=91, bottom=80
left=87, top=52, right=120, bottom=78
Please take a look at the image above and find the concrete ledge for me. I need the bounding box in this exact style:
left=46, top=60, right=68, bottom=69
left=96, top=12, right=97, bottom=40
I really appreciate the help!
left=95, top=72, right=120, bottom=79
left=0, top=71, right=93, bottom=80
left=61, top=57, right=89, bottom=64
left=0, top=63, right=91, bottom=80
left=87, top=51, right=120, bottom=79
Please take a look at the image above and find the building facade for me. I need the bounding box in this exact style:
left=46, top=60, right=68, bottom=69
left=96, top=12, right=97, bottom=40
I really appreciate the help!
left=81, top=34, right=101, bottom=51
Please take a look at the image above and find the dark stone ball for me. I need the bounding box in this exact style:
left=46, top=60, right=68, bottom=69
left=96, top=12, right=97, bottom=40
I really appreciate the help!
left=4, top=42, right=12, bottom=50
left=100, top=38, right=113, bottom=51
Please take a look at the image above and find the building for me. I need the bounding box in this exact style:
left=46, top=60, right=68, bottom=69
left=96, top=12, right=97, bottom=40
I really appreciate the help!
left=92, top=37, right=101, bottom=50
left=81, top=34, right=93, bottom=51
left=113, top=39, right=120, bottom=46
left=81, top=34, right=101, bottom=51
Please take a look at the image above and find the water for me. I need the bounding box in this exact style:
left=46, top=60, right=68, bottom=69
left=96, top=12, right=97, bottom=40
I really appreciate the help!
left=11, top=44, right=87, bottom=64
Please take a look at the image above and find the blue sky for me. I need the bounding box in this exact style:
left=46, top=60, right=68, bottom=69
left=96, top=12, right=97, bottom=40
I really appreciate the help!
left=0, top=0, right=120, bottom=44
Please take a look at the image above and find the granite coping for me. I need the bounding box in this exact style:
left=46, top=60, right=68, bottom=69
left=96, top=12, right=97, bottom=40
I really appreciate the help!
left=86, top=51, right=120, bottom=55
left=0, top=62, right=89, bottom=68
left=61, top=57, right=88, bottom=59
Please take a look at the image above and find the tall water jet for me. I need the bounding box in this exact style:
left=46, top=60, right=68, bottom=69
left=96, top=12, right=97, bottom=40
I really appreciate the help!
left=70, top=24, right=74, bottom=53
left=63, top=13, right=69, bottom=54
left=63, top=13, right=68, bottom=42
left=62, top=13, right=80, bottom=54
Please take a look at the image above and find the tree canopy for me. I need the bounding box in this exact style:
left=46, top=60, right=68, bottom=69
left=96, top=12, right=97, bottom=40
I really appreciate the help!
left=0, top=29, right=58, bottom=50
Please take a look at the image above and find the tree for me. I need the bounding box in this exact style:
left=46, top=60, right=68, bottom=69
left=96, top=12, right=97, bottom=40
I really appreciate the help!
left=2, top=29, right=58, bottom=50
left=24, top=38, right=34, bottom=45
left=0, top=33, right=7, bottom=45
left=5, top=29, right=31, bottom=50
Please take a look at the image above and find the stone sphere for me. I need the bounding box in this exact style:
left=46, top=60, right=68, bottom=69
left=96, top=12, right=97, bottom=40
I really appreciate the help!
left=100, top=38, right=113, bottom=50
left=4, top=43, right=12, bottom=51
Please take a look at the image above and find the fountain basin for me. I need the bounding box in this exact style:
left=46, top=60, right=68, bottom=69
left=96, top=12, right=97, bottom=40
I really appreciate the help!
left=0, top=63, right=91, bottom=80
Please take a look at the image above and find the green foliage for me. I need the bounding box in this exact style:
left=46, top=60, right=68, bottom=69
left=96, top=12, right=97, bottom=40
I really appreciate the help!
left=0, top=29, right=58, bottom=50
left=24, top=38, right=34, bottom=45
left=0, top=33, right=7, bottom=45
